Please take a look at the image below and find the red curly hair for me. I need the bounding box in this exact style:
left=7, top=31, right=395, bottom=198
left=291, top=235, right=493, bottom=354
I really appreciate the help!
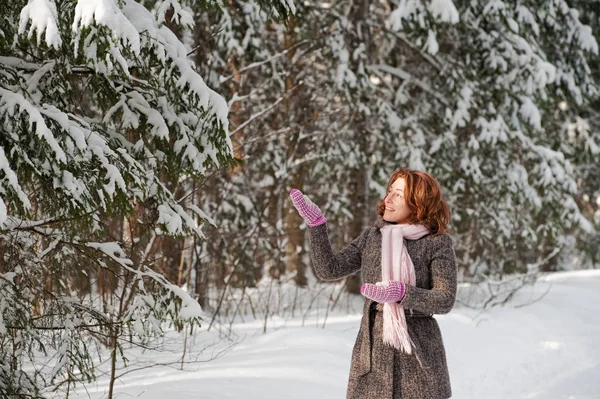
left=376, top=168, right=450, bottom=235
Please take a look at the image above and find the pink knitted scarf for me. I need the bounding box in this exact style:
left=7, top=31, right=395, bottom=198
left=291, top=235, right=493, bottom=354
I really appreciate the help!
left=380, top=224, right=430, bottom=353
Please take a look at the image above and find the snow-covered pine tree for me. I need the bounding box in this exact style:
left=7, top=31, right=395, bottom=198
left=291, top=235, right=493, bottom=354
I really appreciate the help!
left=0, top=0, right=301, bottom=395
left=189, top=0, right=329, bottom=306
left=191, top=0, right=384, bottom=303
left=142, top=0, right=600, bottom=328
left=557, top=0, right=600, bottom=270
left=197, top=0, right=600, bottom=288
left=372, top=0, right=599, bottom=278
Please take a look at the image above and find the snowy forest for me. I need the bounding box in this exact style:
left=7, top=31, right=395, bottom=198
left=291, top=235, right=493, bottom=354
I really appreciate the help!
left=1, top=0, right=599, bottom=397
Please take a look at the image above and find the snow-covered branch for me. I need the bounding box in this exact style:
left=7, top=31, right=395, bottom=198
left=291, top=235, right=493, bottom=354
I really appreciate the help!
left=367, top=64, right=449, bottom=106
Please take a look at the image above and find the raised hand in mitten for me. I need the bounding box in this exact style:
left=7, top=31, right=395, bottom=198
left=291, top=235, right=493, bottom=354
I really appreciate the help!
left=360, top=281, right=406, bottom=303
left=289, top=189, right=327, bottom=227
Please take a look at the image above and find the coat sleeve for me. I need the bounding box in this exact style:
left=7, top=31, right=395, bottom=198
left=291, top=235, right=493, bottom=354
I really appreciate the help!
left=308, top=223, right=368, bottom=281
left=400, top=234, right=457, bottom=314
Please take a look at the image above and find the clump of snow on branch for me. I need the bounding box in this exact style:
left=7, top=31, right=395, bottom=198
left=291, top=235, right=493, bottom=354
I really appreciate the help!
left=18, top=0, right=62, bottom=49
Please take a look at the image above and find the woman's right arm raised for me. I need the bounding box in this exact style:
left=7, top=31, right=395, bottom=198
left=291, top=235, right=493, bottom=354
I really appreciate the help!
left=290, top=189, right=366, bottom=281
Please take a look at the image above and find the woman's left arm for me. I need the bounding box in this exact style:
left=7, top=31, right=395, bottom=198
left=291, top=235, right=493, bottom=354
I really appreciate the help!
left=400, top=234, right=457, bottom=315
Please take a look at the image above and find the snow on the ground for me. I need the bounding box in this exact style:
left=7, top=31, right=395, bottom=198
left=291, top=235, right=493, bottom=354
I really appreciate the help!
left=73, top=270, right=600, bottom=399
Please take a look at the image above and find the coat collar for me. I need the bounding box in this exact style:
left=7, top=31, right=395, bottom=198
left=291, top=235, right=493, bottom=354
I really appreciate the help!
left=374, top=216, right=393, bottom=229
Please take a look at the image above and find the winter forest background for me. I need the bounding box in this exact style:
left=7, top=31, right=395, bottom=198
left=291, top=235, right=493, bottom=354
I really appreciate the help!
left=1, top=0, right=599, bottom=397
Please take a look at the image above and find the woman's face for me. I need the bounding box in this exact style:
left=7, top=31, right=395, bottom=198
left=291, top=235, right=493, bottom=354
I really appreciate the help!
left=383, top=177, right=412, bottom=223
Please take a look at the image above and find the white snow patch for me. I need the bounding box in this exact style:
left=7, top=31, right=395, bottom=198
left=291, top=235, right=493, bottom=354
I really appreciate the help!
left=71, top=270, right=600, bottom=399
left=428, top=0, right=459, bottom=24
left=0, top=197, right=6, bottom=227
left=72, top=0, right=141, bottom=55
left=519, top=97, right=542, bottom=130
left=577, top=25, right=599, bottom=54
left=166, top=283, right=203, bottom=319
left=424, top=30, right=439, bottom=55
left=0, top=87, right=67, bottom=163
left=18, top=0, right=62, bottom=49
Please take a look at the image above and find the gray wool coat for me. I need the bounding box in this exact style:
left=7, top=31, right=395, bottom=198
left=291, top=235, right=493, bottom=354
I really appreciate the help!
left=308, top=218, right=457, bottom=399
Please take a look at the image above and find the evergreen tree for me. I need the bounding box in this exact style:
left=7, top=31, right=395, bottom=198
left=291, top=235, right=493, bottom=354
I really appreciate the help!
left=380, top=0, right=598, bottom=277
left=0, top=0, right=297, bottom=396
left=193, top=0, right=599, bottom=298
left=561, top=0, right=600, bottom=270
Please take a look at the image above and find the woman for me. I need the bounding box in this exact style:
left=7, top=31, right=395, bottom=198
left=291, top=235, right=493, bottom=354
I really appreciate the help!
left=290, top=168, right=457, bottom=399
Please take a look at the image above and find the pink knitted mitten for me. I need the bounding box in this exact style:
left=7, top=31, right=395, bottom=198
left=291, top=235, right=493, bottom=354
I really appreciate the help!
left=361, top=281, right=406, bottom=303
left=289, top=189, right=327, bottom=227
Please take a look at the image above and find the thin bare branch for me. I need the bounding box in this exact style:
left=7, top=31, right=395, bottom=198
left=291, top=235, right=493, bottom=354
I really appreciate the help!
left=219, top=40, right=310, bottom=84
left=228, top=81, right=304, bottom=137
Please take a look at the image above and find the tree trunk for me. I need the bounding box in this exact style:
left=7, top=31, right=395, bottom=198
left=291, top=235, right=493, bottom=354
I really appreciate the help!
left=346, top=163, right=368, bottom=294
left=266, top=180, right=283, bottom=279
left=107, top=327, right=118, bottom=399
left=344, top=0, right=372, bottom=293
left=285, top=168, right=307, bottom=285
left=282, top=16, right=312, bottom=286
